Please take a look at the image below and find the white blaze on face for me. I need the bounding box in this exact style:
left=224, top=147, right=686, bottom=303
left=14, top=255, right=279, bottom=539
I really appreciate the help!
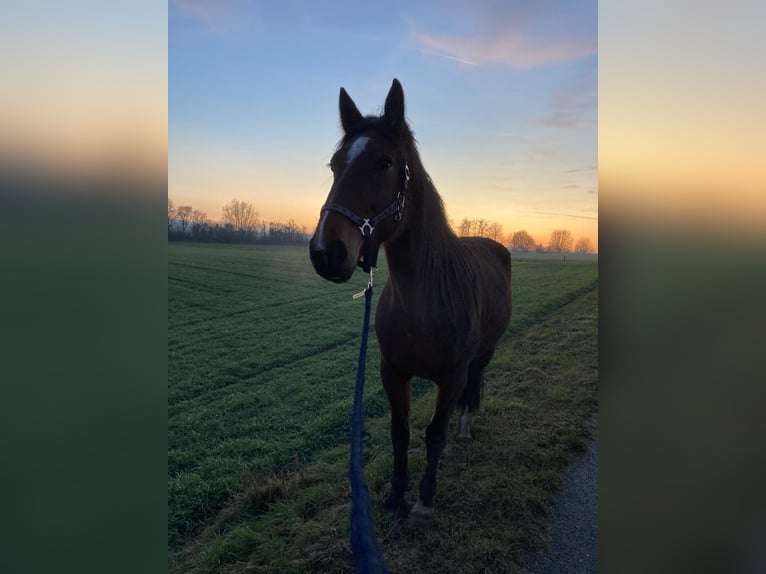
left=315, top=209, right=330, bottom=251
left=346, top=136, right=370, bottom=167
left=314, top=135, right=369, bottom=250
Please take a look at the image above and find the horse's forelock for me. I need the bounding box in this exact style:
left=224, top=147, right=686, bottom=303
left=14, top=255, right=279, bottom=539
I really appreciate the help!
left=338, top=116, right=414, bottom=153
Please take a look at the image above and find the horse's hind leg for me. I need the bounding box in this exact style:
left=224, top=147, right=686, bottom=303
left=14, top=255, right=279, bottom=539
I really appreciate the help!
left=381, top=357, right=412, bottom=516
left=457, top=350, right=494, bottom=440
left=411, top=368, right=468, bottom=529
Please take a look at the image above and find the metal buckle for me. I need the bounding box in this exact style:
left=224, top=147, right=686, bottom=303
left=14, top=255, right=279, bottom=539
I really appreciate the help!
left=359, top=219, right=374, bottom=236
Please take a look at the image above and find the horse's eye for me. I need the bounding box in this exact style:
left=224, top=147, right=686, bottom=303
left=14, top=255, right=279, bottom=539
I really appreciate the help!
left=377, top=157, right=393, bottom=170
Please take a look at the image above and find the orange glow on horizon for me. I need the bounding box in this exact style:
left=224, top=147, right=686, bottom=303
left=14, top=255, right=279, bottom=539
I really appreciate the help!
left=169, top=189, right=598, bottom=253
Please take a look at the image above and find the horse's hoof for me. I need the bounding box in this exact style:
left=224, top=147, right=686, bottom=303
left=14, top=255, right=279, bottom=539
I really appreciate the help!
left=409, top=500, right=435, bottom=529
left=384, top=494, right=408, bottom=517
left=457, top=432, right=473, bottom=441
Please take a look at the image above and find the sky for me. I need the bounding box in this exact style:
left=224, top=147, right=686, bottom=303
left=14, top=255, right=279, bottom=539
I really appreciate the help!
left=169, top=0, right=598, bottom=250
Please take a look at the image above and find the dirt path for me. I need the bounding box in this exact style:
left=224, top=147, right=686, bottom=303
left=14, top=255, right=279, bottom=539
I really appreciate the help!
left=526, top=431, right=598, bottom=574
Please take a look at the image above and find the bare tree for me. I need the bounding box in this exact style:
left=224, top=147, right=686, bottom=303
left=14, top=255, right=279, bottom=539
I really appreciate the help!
left=575, top=236, right=593, bottom=254
left=510, top=230, right=535, bottom=252
left=191, top=209, right=209, bottom=237
left=286, top=218, right=300, bottom=242
left=549, top=229, right=573, bottom=253
left=487, top=221, right=504, bottom=242
left=176, top=205, right=193, bottom=235
left=475, top=218, right=489, bottom=238
left=458, top=217, right=473, bottom=237
left=222, top=199, right=258, bottom=232
left=168, top=198, right=175, bottom=232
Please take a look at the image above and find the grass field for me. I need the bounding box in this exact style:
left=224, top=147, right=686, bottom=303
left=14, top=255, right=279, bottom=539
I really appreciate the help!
left=169, top=242, right=598, bottom=572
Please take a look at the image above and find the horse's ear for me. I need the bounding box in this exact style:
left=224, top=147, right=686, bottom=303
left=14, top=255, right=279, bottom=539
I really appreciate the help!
left=383, top=78, right=405, bottom=130
left=339, top=87, right=363, bottom=133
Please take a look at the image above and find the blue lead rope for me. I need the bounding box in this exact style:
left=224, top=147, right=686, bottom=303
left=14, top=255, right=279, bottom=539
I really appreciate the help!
left=349, top=282, right=389, bottom=574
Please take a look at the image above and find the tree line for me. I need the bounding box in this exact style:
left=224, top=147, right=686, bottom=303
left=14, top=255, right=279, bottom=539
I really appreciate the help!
left=168, top=199, right=594, bottom=253
left=168, top=198, right=310, bottom=245
left=457, top=218, right=593, bottom=254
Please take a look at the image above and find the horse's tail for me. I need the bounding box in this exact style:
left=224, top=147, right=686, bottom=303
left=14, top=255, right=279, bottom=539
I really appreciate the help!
left=458, top=368, right=484, bottom=412
left=460, top=350, right=493, bottom=412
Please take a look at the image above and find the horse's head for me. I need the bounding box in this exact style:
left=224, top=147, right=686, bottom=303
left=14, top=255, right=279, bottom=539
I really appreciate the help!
left=309, top=79, right=411, bottom=282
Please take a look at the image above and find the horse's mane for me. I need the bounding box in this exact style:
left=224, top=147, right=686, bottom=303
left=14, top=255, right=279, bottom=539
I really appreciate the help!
left=393, top=122, right=481, bottom=339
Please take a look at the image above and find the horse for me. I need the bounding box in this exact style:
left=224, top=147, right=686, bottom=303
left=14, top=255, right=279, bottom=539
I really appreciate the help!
left=309, top=79, right=511, bottom=529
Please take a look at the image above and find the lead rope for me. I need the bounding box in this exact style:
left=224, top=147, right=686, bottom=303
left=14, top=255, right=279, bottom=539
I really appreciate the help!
left=348, top=265, right=388, bottom=573
left=329, top=170, right=409, bottom=571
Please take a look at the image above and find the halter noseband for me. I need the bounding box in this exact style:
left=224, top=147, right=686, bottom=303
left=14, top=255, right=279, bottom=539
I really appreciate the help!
left=320, top=164, right=410, bottom=272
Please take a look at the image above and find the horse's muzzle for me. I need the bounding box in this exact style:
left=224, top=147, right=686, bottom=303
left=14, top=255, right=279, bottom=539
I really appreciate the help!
left=310, top=239, right=354, bottom=283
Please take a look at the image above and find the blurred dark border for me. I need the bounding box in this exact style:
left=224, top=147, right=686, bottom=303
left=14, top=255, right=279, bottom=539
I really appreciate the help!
left=599, top=202, right=766, bottom=574
left=599, top=2, right=766, bottom=572
left=1, top=173, right=167, bottom=574
left=0, top=4, right=167, bottom=574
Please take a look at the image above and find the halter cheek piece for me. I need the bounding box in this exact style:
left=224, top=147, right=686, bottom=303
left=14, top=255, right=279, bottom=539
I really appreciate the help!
left=320, top=164, right=410, bottom=273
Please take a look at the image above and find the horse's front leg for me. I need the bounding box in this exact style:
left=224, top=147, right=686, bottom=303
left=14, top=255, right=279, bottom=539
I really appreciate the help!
left=381, top=357, right=412, bottom=517
left=410, top=368, right=468, bottom=529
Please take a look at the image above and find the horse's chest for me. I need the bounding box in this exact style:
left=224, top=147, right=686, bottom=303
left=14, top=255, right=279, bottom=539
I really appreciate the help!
left=379, top=327, right=439, bottom=378
left=375, top=307, right=452, bottom=379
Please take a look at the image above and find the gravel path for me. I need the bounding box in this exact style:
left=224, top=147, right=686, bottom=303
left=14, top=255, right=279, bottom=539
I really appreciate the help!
left=526, top=436, right=598, bottom=574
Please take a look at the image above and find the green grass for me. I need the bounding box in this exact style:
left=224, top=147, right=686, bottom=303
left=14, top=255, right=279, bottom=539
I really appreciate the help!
left=168, top=242, right=598, bottom=571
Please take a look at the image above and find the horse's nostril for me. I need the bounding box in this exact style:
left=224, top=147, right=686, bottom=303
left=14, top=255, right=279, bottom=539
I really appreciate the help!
left=310, top=240, right=348, bottom=279
left=310, top=246, right=328, bottom=268
left=326, top=240, right=347, bottom=268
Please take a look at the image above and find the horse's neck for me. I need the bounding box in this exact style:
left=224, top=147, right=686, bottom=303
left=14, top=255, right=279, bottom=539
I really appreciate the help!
left=383, top=181, right=456, bottom=287
left=382, top=229, right=419, bottom=282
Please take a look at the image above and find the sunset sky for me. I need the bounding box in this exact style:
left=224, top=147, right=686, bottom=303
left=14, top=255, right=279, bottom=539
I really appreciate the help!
left=169, top=0, right=598, bottom=250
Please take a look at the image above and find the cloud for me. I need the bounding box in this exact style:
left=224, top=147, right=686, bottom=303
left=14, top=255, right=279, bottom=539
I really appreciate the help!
left=562, top=165, right=597, bottom=174
left=407, top=2, right=596, bottom=69
left=170, top=0, right=254, bottom=33
left=550, top=62, right=598, bottom=109
left=413, top=30, right=595, bottom=69
left=537, top=61, right=597, bottom=129
left=440, top=53, right=480, bottom=67
left=531, top=210, right=598, bottom=221
left=537, top=112, right=582, bottom=129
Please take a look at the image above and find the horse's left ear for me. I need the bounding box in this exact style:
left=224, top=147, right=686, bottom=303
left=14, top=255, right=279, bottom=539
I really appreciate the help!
left=383, top=78, right=405, bottom=130
left=339, top=87, right=363, bottom=133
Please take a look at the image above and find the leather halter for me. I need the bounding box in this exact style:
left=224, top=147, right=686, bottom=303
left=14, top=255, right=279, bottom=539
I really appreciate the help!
left=320, top=164, right=410, bottom=272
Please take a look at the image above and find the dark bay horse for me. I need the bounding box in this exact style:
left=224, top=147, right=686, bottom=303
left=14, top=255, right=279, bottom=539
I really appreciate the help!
left=309, top=79, right=511, bottom=528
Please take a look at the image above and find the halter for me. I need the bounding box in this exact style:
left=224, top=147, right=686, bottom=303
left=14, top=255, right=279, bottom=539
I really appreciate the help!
left=320, top=164, right=410, bottom=274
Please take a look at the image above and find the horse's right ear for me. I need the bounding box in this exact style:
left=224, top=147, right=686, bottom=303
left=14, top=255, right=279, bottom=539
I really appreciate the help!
left=339, top=87, right=363, bottom=133
left=383, top=78, right=405, bottom=131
